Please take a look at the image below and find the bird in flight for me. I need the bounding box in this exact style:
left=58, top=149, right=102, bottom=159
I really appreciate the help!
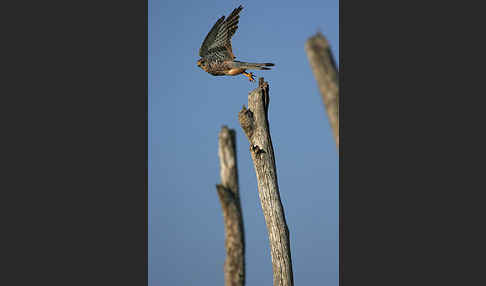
left=197, top=5, right=274, bottom=82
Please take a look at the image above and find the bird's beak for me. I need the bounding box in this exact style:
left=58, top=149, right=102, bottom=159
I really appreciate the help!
left=197, top=60, right=201, bottom=67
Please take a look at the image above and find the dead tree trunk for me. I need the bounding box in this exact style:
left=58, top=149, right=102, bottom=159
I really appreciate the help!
left=238, top=78, right=294, bottom=286
left=216, top=126, right=245, bottom=286
left=305, top=32, right=339, bottom=147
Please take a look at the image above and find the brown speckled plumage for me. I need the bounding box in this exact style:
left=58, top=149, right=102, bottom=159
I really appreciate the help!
left=197, top=6, right=275, bottom=82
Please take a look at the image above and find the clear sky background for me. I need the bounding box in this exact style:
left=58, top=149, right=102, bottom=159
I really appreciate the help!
left=149, top=0, right=339, bottom=285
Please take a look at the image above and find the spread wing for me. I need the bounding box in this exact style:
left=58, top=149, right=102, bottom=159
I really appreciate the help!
left=199, top=5, right=243, bottom=60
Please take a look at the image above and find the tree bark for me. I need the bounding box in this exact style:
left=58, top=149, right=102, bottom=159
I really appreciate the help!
left=238, top=78, right=294, bottom=286
left=305, top=32, right=339, bottom=147
left=216, top=126, right=245, bottom=286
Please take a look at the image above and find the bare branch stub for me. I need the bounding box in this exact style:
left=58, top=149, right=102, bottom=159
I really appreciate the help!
left=238, top=79, right=294, bottom=286
left=216, top=126, right=245, bottom=286
left=238, top=106, right=254, bottom=141
left=305, top=32, right=339, bottom=147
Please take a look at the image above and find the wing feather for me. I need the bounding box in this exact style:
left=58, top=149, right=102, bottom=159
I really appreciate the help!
left=199, top=5, right=243, bottom=60
left=199, top=16, right=225, bottom=57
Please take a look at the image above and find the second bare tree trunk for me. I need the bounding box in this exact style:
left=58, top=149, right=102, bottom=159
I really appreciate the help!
left=305, top=32, right=339, bottom=147
left=216, top=126, right=245, bottom=286
left=238, top=78, right=294, bottom=286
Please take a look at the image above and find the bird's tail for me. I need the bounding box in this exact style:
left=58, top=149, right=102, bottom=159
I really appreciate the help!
left=234, top=61, right=275, bottom=70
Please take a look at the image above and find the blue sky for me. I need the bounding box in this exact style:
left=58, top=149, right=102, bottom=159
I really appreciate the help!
left=149, top=0, right=339, bottom=285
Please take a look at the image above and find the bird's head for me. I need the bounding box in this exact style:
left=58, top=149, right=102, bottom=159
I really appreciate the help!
left=197, top=58, right=207, bottom=71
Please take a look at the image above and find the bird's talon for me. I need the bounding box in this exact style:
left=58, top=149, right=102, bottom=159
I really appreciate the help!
left=242, top=72, right=256, bottom=82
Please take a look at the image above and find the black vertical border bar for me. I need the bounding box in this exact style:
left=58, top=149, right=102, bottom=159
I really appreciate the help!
left=145, top=0, right=149, bottom=283
left=2, top=0, right=149, bottom=284
left=335, top=0, right=475, bottom=285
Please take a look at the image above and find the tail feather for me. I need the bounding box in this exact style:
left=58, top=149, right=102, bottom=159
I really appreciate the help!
left=234, top=61, right=275, bottom=70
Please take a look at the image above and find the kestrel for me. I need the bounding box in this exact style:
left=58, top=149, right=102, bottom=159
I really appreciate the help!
left=197, top=5, right=275, bottom=82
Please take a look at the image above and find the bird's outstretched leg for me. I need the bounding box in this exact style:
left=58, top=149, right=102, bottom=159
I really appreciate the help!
left=242, top=71, right=255, bottom=82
